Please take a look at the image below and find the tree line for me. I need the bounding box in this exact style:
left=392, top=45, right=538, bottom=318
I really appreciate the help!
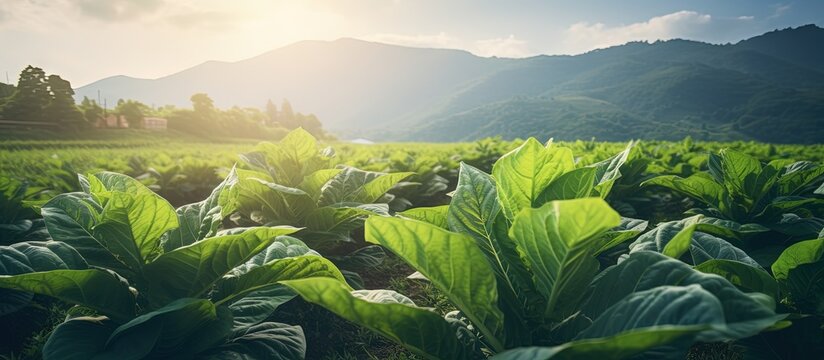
left=0, top=66, right=328, bottom=139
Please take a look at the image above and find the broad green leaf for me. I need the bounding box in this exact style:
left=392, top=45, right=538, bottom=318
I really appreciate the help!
left=0, top=241, right=88, bottom=315
left=535, top=167, right=596, bottom=203
left=778, top=163, right=824, bottom=196
left=508, top=198, right=620, bottom=320
left=282, top=277, right=472, bottom=360
left=104, top=298, right=233, bottom=359
left=0, top=269, right=135, bottom=322
left=303, top=206, right=374, bottom=234
left=578, top=286, right=722, bottom=341
left=771, top=238, right=824, bottom=314
left=630, top=217, right=760, bottom=267
left=584, top=251, right=784, bottom=342
left=642, top=173, right=725, bottom=206
left=92, top=191, right=178, bottom=269
left=718, top=149, right=762, bottom=200
left=492, top=138, right=575, bottom=220
left=365, top=216, right=506, bottom=351
left=163, top=166, right=236, bottom=251
left=88, top=172, right=157, bottom=198
left=400, top=205, right=449, bottom=228
left=317, top=167, right=411, bottom=206
left=46, top=299, right=233, bottom=359
left=491, top=325, right=704, bottom=360
left=594, top=217, right=647, bottom=255
left=588, top=141, right=633, bottom=198
left=42, top=193, right=130, bottom=275
left=227, top=286, right=297, bottom=329
left=143, top=226, right=298, bottom=307
left=298, top=168, right=343, bottom=200
left=231, top=235, right=317, bottom=276
left=360, top=172, right=414, bottom=203
left=214, top=255, right=346, bottom=306
left=695, top=260, right=779, bottom=299
left=199, top=322, right=306, bottom=360
left=42, top=316, right=116, bottom=360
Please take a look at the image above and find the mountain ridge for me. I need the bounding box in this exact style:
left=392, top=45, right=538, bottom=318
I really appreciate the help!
left=76, top=25, right=824, bottom=143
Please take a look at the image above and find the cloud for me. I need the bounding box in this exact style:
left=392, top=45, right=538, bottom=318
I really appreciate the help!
left=363, top=32, right=459, bottom=49
left=75, top=0, right=164, bottom=21
left=769, top=4, right=791, bottom=19
left=737, top=16, right=755, bottom=21
left=474, top=35, right=532, bottom=58
left=167, top=10, right=239, bottom=31
left=562, top=10, right=712, bottom=54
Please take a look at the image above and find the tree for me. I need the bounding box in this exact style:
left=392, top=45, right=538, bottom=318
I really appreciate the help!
left=79, top=96, right=104, bottom=125
left=115, top=99, right=147, bottom=129
left=279, top=99, right=297, bottom=129
left=43, top=75, right=84, bottom=125
left=1, top=66, right=50, bottom=121
left=191, top=93, right=216, bottom=116
left=296, top=113, right=323, bottom=137
left=265, top=99, right=278, bottom=126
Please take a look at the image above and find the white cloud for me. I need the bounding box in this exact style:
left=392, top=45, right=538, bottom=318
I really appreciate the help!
left=562, top=10, right=712, bottom=54
left=363, top=32, right=459, bottom=49
left=474, top=35, right=532, bottom=58
left=769, top=4, right=791, bottom=19
left=737, top=16, right=755, bottom=21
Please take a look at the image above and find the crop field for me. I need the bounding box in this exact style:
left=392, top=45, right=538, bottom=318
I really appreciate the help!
left=1, top=130, right=823, bottom=359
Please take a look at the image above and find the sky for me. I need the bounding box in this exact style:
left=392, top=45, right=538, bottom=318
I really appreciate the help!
left=1, top=0, right=822, bottom=86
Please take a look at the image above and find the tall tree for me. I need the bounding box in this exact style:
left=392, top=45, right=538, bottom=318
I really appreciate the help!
left=115, top=99, right=147, bottom=128
left=265, top=99, right=278, bottom=126
left=191, top=93, right=216, bottom=116
left=44, top=75, right=83, bottom=124
left=1, top=66, right=50, bottom=121
left=279, top=99, right=297, bottom=129
left=79, top=96, right=104, bottom=125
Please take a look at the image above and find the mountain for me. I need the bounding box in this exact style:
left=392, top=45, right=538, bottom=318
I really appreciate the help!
left=76, top=25, right=824, bottom=143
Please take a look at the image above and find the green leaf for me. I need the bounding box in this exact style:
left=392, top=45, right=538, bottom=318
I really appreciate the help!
left=41, top=193, right=130, bottom=275
left=630, top=216, right=761, bottom=267
left=400, top=205, right=449, bottom=228
left=771, top=238, right=824, bottom=314
left=0, top=269, right=135, bottom=322
left=105, top=298, right=233, bottom=358
left=584, top=251, right=784, bottom=342
left=508, top=198, right=620, bottom=320
left=642, top=173, right=725, bottom=206
left=492, top=138, right=575, bottom=220
left=535, top=167, right=596, bottom=203
left=491, top=325, right=704, bottom=360
left=588, top=141, right=633, bottom=198
left=594, top=217, right=647, bottom=255
left=227, top=286, right=297, bottom=329
left=92, top=191, right=178, bottom=269
left=695, top=260, right=779, bottom=299
left=143, top=226, right=298, bottom=307
left=42, top=316, right=116, bottom=360
left=199, top=322, right=306, bottom=360
left=163, top=166, right=236, bottom=251
left=214, top=255, right=347, bottom=306
left=0, top=241, right=88, bottom=315
left=360, top=172, right=415, bottom=203
left=365, top=216, right=506, bottom=351
left=298, top=168, right=343, bottom=200
left=88, top=171, right=157, bottom=198
left=282, top=277, right=472, bottom=360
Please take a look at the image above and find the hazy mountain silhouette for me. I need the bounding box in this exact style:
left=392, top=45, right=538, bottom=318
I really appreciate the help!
left=76, top=25, right=824, bottom=143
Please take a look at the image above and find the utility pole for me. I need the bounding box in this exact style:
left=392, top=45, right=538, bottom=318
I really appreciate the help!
left=4, top=71, right=8, bottom=84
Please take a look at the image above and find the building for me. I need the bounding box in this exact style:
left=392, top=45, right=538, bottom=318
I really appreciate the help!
left=97, top=114, right=129, bottom=128
left=94, top=115, right=167, bottom=130
left=141, top=117, right=167, bottom=130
